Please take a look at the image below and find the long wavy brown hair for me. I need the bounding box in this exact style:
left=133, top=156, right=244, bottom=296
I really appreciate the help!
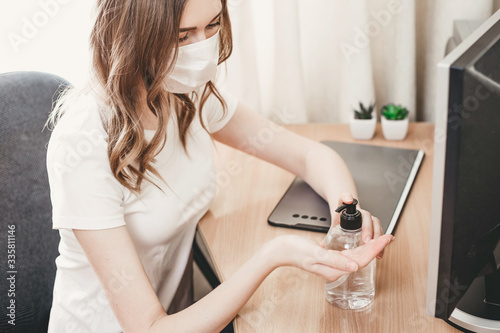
left=48, top=0, right=233, bottom=194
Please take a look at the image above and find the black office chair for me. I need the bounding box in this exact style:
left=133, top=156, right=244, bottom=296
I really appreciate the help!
left=0, top=71, right=69, bottom=332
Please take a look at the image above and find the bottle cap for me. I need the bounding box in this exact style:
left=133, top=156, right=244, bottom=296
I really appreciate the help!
left=335, top=198, right=362, bottom=230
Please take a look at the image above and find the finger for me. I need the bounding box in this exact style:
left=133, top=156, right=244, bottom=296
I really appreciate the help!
left=372, top=216, right=383, bottom=239
left=370, top=216, right=384, bottom=258
left=343, top=235, right=394, bottom=266
left=339, top=193, right=354, bottom=205
left=305, top=248, right=358, bottom=273
left=376, top=233, right=395, bottom=259
left=372, top=235, right=393, bottom=259
left=360, top=209, right=374, bottom=243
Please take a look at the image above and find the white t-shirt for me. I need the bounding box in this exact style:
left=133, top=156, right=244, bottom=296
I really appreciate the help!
left=46, top=89, right=238, bottom=333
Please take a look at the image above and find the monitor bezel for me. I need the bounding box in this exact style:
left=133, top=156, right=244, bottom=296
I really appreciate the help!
left=426, top=8, right=500, bottom=321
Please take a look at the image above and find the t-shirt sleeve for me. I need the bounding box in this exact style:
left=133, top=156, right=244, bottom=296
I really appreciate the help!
left=203, top=88, right=239, bottom=133
left=47, top=113, right=125, bottom=230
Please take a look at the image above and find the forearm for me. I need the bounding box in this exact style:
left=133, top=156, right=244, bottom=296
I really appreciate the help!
left=150, top=241, right=279, bottom=333
left=149, top=227, right=382, bottom=332
left=213, top=104, right=357, bottom=205
left=302, top=142, right=358, bottom=206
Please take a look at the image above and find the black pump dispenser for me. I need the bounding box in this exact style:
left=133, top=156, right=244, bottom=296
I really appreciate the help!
left=335, top=198, right=362, bottom=230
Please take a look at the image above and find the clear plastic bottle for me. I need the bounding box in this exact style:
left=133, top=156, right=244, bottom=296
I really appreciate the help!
left=324, top=198, right=376, bottom=310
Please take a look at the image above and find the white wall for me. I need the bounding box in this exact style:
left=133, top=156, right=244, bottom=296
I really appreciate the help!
left=0, top=0, right=94, bottom=86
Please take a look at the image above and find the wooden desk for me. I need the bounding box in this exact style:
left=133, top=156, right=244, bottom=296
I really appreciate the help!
left=198, top=123, right=459, bottom=332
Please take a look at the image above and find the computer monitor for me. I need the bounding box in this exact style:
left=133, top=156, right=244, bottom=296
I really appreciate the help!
left=426, top=9, right=500, bottom=332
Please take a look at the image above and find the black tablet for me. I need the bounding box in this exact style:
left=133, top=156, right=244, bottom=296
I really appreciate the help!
left=267, top=141, right=424, bottom=234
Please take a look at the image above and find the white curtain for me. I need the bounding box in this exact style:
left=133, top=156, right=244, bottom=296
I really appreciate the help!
left=0, top=1, right=93, bottom=86
left=220, top=0, right=500, bottom=123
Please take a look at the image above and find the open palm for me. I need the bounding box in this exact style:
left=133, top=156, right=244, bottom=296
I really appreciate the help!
left=279, top=234, right=394, bottom=282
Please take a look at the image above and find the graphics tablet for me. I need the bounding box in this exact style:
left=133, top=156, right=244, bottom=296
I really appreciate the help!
left=267, top=141, right=424, bottom=234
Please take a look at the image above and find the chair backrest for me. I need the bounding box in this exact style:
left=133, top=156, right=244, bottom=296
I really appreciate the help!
left=0, top=71, right=70, bottom=332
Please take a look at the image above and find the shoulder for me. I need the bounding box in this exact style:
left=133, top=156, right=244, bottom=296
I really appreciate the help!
left=47, top=93, right=111, bottom=183
left=49, top=92, right=107, bottom=146
left=48, top=93, right=108, bottom=160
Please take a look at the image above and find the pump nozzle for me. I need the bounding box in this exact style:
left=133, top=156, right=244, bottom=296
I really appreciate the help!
left=335, top=198, right=359, bottom=214
left=335, top=198, right=362, bottom=230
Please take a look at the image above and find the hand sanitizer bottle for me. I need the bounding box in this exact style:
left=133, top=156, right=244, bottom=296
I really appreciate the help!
left=324, top=198, right=376, bottom=309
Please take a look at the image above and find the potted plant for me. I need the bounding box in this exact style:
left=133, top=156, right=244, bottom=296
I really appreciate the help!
left=380, top=104, right=409, bottom=141
left=349, top=102, right=376, bottom=140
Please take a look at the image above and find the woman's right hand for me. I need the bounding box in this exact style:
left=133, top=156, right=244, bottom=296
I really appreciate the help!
left=269, top=234, right=394, bottom=282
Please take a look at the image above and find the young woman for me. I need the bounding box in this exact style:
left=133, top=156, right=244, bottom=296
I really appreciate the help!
left=46, top=0, right=393, bottom=331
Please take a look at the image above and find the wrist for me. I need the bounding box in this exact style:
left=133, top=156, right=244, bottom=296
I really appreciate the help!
left=258, top=236, right=289, bottom=271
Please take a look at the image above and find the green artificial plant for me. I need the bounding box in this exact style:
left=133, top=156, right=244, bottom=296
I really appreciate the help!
left=381, top=104, right=409, bottom=120
left=353, top=102, right=375, bottom=119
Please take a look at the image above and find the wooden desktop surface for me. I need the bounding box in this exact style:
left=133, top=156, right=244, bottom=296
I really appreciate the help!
left=197, top=123, right=459, bottom=332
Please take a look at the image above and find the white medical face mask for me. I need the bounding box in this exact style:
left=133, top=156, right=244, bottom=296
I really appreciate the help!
left=164, top=31, right=220, bottom=94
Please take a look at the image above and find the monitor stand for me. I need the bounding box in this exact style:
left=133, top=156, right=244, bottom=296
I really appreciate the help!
left=449, top=263, right=500, bottom=332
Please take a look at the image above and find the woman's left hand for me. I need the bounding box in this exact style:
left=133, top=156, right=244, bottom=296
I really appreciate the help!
left=322, top=193, right=386, bottom=259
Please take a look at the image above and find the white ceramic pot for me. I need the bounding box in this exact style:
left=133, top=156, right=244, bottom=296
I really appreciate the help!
left=381, top=117, right=409, bottom=141
left=349, top=116, right=376, bottom=140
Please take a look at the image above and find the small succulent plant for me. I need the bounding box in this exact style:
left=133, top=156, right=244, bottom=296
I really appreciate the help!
left=353, top=102, right=375, bottom=120
left=381, top=104, right=409, bottom=120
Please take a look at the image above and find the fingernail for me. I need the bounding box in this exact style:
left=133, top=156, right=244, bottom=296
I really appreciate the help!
left=391, top=236, right=396, bottom=241
left=347, top=262, right=358, bottom=271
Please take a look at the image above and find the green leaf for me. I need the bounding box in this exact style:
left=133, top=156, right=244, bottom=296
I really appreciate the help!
left=381, top=104, right=409, bottom=120
left=360, top=102, right=367, bottom=114
left=353, top=101, right=375, bottom=119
